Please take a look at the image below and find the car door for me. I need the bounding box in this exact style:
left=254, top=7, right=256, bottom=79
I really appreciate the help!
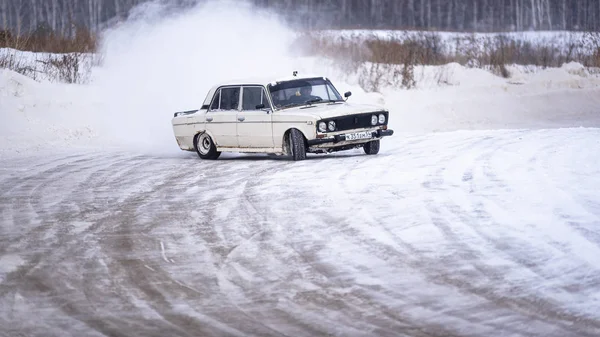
left=237, top=86, right=273, bottom=148
left=205, top=86, right=240, bottom=148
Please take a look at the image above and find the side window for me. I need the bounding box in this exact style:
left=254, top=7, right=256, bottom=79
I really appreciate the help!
left=242, top=87, right=272, bottom=110
left=220, top=87, right=240, bottom=110
left=210, top=90, right=221, bottom=110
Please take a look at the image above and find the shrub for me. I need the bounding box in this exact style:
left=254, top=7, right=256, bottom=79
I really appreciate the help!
left=296, top=30, right=597, bottom=92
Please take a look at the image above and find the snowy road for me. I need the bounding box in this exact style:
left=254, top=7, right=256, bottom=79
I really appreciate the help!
left=1, top=128, right=600, bottom=337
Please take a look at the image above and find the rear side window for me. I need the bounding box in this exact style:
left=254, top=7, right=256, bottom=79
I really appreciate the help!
left=242, top=86, right=271, bottom=110
left=210, top=87, right=240, bottom=111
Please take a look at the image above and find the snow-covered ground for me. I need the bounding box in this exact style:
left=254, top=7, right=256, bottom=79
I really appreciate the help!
left=1, top=1, right=600, bottom=336
left=1, top=128, right=600, bottom=337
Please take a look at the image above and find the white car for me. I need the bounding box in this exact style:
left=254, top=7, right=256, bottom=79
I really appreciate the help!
left=171, top=74, right=394, bottom=161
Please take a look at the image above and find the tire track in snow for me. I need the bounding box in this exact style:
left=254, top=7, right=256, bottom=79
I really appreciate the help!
left=417, top=131, right=600, bottom=336
left=261, top=150, right=472, bottom=336
left=0, top=153, right=165, bottom=336
left=216, top=159, right=360, bottom=337
left=99, top=157, right=298, bottom=337
left=311, top=132, right=599, bottom=336
left=290, top=142, right=521, bottom=336
left=2, top=129, right=600, bottom=337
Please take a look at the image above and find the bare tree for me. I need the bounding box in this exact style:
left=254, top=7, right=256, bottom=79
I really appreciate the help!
left=1, top=0, right=600, bottom=36
left=1, top=0, right=9, bottom=31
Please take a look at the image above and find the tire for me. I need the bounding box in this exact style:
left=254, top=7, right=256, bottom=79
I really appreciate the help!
left=288, top=129, right=307, bottom=161
left=363, top=139, right=380, bottom=155
left=194, top=133, right=221, bottom=160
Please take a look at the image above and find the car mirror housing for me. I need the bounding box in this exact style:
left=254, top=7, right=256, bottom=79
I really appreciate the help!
left=255, top=103, right=265, bottom=109
left=344, top=91, right=352, bottom=98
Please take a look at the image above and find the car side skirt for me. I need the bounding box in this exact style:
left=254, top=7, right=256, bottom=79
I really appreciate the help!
left=215, top=147, right=285, bottom=154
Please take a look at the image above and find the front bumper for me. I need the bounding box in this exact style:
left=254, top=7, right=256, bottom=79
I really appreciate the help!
left=307, top=129, right=394, bottom=146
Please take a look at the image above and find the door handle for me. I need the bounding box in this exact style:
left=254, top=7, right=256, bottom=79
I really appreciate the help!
left=206, top=117, right=213, bottom=122
left=238, top=116, right=246, bottom=122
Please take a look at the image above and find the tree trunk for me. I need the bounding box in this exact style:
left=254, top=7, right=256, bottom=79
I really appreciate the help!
left=473, top=0, right=477, bottom=30
left=562, top=0, right=566, bottom=29
left=1, top=0, right=8, bottom=31
left=426, top=0, right=431, bottom=29
left=530, top=0, right=536, bottom=29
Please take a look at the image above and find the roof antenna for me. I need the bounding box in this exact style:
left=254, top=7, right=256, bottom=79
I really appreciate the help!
left=293, top=71, right=298, bottom=77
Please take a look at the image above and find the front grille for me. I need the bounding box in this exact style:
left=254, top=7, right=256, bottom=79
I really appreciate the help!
left=321, top=111, right=388, bottom=132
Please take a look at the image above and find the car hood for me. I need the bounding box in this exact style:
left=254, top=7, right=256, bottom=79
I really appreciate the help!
left=277, top=102, right=385, bottom=120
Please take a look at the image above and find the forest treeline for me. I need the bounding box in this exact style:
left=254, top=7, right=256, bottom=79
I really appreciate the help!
left=1, top=0, right=599, bottom=37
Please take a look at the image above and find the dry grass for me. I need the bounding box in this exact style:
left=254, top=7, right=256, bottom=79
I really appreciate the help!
left=0, top=26, right=97, bottom=53
left=296, top=31, right=600, bottom=91
left=0, top=26, right=98, bottom=84
left=584, top=32, right=600, bottom=69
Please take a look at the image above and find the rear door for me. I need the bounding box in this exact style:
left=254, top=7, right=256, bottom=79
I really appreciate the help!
left=237, top=86, right=273, bottom=148
left=205, top=86, right=240, bottom=148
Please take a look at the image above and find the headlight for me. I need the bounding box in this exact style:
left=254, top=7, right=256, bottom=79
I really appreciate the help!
left=371, top=115, right=378, bottom=126
left=318, top=122, right=327, bottom=132
left=327, top=121, right=336, bottom=131
left=378, top=114, right=385, bottom=124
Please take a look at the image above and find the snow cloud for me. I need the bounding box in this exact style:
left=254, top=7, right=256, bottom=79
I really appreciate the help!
left=89, top=0, right=300, bottom=153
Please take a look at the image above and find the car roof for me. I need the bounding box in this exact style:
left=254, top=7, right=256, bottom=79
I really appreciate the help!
left=211, top=74, right=326, bottom=88
left=201, top=74, right=328, bottom=107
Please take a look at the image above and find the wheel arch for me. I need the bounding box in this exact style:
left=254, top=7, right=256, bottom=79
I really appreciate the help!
left=194, top=129, right=216, bottom=144
left=282, top=128, right=309, bottom=154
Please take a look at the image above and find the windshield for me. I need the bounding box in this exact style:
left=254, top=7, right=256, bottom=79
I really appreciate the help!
left=268, top=78, right=344, bottom=109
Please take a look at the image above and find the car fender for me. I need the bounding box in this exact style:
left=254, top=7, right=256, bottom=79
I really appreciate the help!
left=280, top=125, right=314, bottom=147
left=195, top=129, right=217, bottom=144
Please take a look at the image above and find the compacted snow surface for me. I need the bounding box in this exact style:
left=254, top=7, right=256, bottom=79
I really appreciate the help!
left=1, top=128, right=600, bottom=337
left=2, top=2, right=600, bottom=336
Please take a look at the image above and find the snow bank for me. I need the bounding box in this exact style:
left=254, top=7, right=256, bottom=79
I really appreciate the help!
left=0, top=69, right=103, bottom=154
left=379, top=62, right=600, bottom=133
left=0, top=48, right=97, bottom=83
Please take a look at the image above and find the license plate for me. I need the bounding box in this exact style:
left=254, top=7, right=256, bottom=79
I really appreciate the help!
left=345, top=131, right=373, bottom=141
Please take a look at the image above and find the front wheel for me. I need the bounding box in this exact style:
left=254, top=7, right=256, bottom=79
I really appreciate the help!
left=288, top=129, right=307, bottom=161
left=363, top=140, right=380, bottom=155
left=194, top=133, right=221, bottom=160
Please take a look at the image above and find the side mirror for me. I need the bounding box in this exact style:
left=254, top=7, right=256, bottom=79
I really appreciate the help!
left=255, top=103, right=265, bottom=109
left=344, top=91, right=352, bottom=99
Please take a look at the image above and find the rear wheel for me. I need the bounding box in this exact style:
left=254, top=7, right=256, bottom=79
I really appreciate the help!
left=288, top=129, right=307, bottom=161
left=363, top=140, right=380, bottom=155
left=194, top=133, right=221, bottom=160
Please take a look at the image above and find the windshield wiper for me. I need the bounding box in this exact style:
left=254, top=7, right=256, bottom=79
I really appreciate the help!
left=280, top=102, right=302, bottom=109
left=278, top=98, right=327, bottom=109
left=305, top=98, right=323, bottom=105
